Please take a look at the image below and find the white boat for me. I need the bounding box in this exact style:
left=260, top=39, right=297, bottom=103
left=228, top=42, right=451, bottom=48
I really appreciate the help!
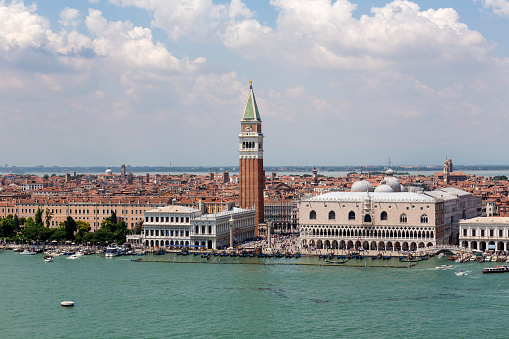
left=438, top=253, right=445, bottom=258
left=44, top=255, right=53, bottom=263
left=105, top=246, right=121, bottom=257
left=20, top=250, right=36, bottom=255
left=435, top=264, right=453, bottom=270
left=61, top=301, right=74, bottom=307
left=455, top=270, right=468, bottom=276
left=67, top=254, right=79, bottom=260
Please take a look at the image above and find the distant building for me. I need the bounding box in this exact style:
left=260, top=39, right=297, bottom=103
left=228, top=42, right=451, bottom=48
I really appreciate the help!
left=138, top=206, right=256, bottom=250
left=459, top=217, right=509, bottom=251
left=299, top=169, right=481, bottom=250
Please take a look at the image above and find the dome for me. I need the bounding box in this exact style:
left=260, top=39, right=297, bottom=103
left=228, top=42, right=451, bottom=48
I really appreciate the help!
left=385, top=176, right=401, bottom=192
left=105, top=167, right=113, bottom=175
left=374, top=184, right=394, bottom=193
left=351, top=179, right=374, bottom=192
left=386, top=167, right=394, bottom=176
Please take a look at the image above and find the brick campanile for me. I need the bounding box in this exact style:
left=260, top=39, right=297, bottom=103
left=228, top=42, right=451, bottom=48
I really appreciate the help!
left=239, top=81, right=264, bottom=235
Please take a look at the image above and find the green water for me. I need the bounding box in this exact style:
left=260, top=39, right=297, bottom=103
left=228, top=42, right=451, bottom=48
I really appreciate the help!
left=1, top=251, right=508, bottom=338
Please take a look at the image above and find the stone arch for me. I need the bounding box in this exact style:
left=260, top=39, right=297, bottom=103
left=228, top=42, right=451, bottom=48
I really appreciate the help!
left=461, top=241, right=469, bottom=248
left=328, top=210, right=336, bottom=220
left=378, top=241, right=385, bottom=250
left=332, top=240, right=338, bottom=249
left=370, top=241, right=377, bottom=250
left=394, top=242, right=401, bottom=250
left=364, top=214, right=372, bottom=223
left=317, top=240, right=323, bottom=249
left=324, top=240, right=331, bottom=249
left=418, top=242, right=425, bottom=248
left=310, top=210, right=317, bottom=219
left=348, top=211, right=356, bottom=220
left=339, top=240, right=346, bottom=249
left=386, top=241, right=393, bottom=250
left=410, top=242, right=417, bottom=251
left=380, top=211, right=388, bottom=221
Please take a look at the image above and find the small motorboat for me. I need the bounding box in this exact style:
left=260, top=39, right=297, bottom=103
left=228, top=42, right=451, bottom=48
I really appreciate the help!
left=67, top=254, right=79, bottom=260
left=44, top=255, right=53, bottom=263
left=20, top=250, right=36, bottom=255
left=61, top=301, right=74, bottom=307
left=435, top=264, right=453, bottom=270
left=455, top=270, right=468, bottom=276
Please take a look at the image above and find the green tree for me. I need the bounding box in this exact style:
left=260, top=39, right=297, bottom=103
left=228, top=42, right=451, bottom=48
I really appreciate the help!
left=63, top=216, right=77, bottom=241
left=49, top=227, right=67, bottom=242
left=44, top=209, right=53, bottom=228
left=0, top=215, right=15, bottom=238
left=34, top=209, right=43, bottom=227
left=133, top=221, right=143, bottom=235
left=493, top=175, right=508, bottom=181
left=13, top=214, right=20, bottom=233
left=74, top=221, right=91, bottom=243
left=43, top=174, right=49, bottom=179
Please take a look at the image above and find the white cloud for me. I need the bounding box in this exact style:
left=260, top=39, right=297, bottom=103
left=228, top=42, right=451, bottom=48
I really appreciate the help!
left=111, top=0, right=491, bottom=70
left=85, top=9, right=202, bottom=71
left=481, top=0, right=509, bottom=17
left=224, top=0, right=491, bottom=69
left=59, top=7, right=81, bottom=28
left=0, top=1, right=52, bottom=50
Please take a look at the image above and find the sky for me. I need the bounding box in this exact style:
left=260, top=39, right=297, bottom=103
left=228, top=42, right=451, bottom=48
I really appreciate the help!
left=1, top=0, right=509, bottom=167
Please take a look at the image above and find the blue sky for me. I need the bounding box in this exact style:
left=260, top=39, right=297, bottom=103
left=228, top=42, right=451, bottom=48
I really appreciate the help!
left=1, top=0, right=509, bottom=167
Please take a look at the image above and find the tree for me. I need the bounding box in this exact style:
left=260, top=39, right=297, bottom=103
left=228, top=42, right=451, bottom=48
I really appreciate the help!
left=133, top=221, right=143, bottom=235
left=43, top=174, right=49, bottom=179
left=493, top=175, right=508, bottom=181
left=0, top=215, right=15, bottom=238
left=13, top=214, right=20, bottom=233
left=35, top=209, right=43, bottom=227
left=44, top=209, right=54, bottom=228
left=63, top=216, right=77, bottom=241
left=74, top=221, right=91, bottom=243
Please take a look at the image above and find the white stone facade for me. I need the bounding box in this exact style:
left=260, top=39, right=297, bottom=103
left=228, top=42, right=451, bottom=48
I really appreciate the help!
left=141, top=206, right=256, bottom=250
left=299, top=188, right=481, bottom=251
left=459, top=217, right=509, bottom=252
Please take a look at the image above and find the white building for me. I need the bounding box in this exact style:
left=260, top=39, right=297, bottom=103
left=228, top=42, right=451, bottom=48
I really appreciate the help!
left=459, top=217, right=509, bottom=252
left=298, top=169, right=481, bottom=251
left=140, top=206, right=256, bottom=250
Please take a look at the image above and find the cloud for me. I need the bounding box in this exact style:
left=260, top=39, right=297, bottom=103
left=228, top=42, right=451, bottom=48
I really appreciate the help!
left=111, top=0, right=492, bottom=71
left=0, top=1, right=52, bottom=51
left=225, top=0, right=491, bottom=70
left=59, top=7, right=81, bottom=28
left=481, top=0, right=509, bottom=17
left=85, top=9, right=202, bottom=71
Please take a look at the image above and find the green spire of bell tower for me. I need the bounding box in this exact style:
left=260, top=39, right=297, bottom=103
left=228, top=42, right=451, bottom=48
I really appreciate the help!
left=242, top=80, right=261, bottom=121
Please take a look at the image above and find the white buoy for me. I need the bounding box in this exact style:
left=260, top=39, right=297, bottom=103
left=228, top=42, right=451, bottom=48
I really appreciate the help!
left=61, top=301, right=74, bottom=307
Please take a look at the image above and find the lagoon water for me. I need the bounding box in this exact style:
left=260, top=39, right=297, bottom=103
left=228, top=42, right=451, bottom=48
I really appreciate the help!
left=1, top=251, right=508, bottom=338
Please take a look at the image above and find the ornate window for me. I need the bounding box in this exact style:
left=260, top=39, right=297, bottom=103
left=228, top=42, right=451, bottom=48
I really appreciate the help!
left=348, top=211, right=355, bottom=220
left=364, top=214, right=372, bottom=223
left=420, top=214, right=428, bottom=223
left=310, top=210, right=317, bottom=220
left=380, top=211, right=388, bottom=221
left=400, top=214, right=407, bottom=223
left=328, top=211, right=336, bottom=220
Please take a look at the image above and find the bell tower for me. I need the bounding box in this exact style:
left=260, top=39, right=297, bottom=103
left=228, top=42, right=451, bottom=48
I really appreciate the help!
left=239, top=81, right=264, bottom=235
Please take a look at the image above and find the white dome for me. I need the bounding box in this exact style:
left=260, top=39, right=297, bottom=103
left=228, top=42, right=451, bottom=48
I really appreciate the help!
left=374, top=184, right=394, bottom=193
left=105, top=167, right=113, bottom=175
left=386, top=168, right=394, bottom=176
left=351, top=179, right=374, bottom=192
left=385, top=176, right=401, bottom=192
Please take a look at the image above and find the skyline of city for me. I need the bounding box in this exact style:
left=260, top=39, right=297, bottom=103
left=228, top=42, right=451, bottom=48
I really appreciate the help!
left=2, top=1, right=509, bottom=166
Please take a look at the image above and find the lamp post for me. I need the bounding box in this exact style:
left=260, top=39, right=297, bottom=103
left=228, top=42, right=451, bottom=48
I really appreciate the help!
left=267, top=219, right=272, bottom=250
left=229, top=216, right=234, bottom=251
